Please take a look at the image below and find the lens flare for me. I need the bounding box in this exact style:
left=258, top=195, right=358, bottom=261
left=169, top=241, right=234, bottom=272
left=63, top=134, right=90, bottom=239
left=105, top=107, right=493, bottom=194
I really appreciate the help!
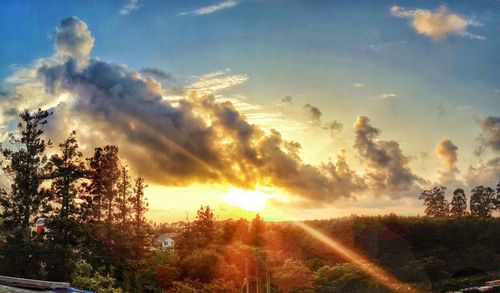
left=294, top=222, right=419, bottom=293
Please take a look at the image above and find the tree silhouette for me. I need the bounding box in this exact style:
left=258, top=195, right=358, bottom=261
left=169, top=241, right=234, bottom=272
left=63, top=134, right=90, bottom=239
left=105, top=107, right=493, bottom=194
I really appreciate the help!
left=248, top=214, right=265, bottom=247
left=470, top=185, right=495, bottom=217
left=81, top=145, right=120, bottom=272
left=116, top=165, right=132, bottom=229
left=192, top=206, right=216, bottom=247
left=495, top=181, right=500, bottom=211
left=418, top=186, right=449, bottom=217
left=450, top=188, right=467, bottom=217
left=131, top=176, right=149, bottom=260
left=0, top=109, right=52, bottom=242
left=45, top=131, right=86, bottom=280
left=82, top=145, right=120, bottom=225
left=0, top=109, right=52, bottom=277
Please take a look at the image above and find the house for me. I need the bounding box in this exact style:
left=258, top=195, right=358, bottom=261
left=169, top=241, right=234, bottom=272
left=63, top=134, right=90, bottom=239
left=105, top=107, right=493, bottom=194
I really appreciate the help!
left=35, top=219, right=46, bottom=234
left=30, top=218, right=47, bottom=235
left=157, top=233, right=176, bottom=249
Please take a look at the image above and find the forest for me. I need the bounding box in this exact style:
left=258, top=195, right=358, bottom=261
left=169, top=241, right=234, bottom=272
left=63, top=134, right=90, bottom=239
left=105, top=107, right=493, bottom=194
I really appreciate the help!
left=0, top=109, right=499, bottom=292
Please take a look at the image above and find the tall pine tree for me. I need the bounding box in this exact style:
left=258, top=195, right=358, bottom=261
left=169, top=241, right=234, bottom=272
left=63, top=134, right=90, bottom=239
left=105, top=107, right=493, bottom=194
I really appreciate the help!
left=116, top=165, right=132, bottom=229
left=0, top=109, right=52, bottom=277
left=131, top=176, right=149, bottom=259
left=45, top=131, right=86, bottom=281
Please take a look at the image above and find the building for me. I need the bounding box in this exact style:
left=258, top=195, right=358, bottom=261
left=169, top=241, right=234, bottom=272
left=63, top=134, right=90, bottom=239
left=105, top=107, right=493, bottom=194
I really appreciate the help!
left=34, top=219, right=46, bottom=234
left=157, top=233, right=176, bottom=249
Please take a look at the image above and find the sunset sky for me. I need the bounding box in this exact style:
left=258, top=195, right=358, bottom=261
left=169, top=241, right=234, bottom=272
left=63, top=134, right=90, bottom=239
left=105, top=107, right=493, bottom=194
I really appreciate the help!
left=0, top=0, right=499, bottom=222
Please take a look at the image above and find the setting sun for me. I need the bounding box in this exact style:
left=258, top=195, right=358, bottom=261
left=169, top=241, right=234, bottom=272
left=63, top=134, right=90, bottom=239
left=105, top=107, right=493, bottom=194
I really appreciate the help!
left=222, top=187, right=270, bottom=212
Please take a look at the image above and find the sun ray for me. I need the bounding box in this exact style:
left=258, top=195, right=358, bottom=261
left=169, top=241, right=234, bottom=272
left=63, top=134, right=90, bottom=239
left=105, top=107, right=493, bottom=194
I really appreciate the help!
left=293, top=221, right=420, bottom=293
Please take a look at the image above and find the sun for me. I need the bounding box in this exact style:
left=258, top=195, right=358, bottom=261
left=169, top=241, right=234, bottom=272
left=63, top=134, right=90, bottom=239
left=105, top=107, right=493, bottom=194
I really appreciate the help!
left=222, top=187, right=270, bottom=212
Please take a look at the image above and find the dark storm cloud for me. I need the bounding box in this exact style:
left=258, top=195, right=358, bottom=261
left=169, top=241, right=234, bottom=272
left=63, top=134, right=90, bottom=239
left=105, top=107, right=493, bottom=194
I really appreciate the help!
left=303, top=104, right=322, bottom=125
left=353, top=116, right=426, bottom=196
left=30, top=17, right=371, bottom=206
left=476, top=116, right=500, bottom=155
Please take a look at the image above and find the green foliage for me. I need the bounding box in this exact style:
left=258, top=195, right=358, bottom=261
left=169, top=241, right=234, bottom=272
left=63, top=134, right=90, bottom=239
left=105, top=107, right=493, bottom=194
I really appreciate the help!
left=0, top=110, right=52, bottom=243
left=45, top=131, right=86, bottom=281
left=71, top=261, right=121, bottom=293
left=315, top=263, right=388, bottom=293
left=272, top=258, right=315, bottom=293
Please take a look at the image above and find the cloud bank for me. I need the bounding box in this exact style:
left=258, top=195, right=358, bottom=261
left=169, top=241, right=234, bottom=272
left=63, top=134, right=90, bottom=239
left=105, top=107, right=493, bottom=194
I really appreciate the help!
left=6, top=16, right=497, bottom=209
left=1, top=16, right=393, bottom=208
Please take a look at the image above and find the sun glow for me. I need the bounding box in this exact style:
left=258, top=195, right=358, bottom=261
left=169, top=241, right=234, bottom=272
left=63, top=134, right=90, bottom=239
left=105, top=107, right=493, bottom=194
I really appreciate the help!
left=222, top=187, right=270, bottom=212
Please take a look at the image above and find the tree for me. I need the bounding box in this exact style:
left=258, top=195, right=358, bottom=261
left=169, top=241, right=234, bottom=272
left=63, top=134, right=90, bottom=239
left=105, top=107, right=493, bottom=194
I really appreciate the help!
left=495, top=181, right=500, bottom=211
left=272, top=258, right=315, bottom=293
left=131, top=176, right=149, bottom=259
left=470, top=185, right=495, bottom=217
left=315, top=264, right=384, bottom=293
left=0, top=109, right=52, bottom=242
left=418, top=186, right=449, bottom=217
left=71, top=261, right=121, bottom=293
left=248, top=214, right=265, bottom=247
left=191, top=206, right=216, bottom=247
left=81, top=146, right=120, bottom=225
left=80, top=145, right=120, bottom=272
left=450, top=188, right=467, bottom=217
left=116, top=165, right=132, bottom=229
left=45, top=131, right=86, bottom=280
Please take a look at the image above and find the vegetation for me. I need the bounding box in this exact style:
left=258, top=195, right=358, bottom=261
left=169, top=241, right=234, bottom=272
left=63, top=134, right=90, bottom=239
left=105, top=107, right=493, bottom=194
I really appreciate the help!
left=0, top=109, right=498, bottom=292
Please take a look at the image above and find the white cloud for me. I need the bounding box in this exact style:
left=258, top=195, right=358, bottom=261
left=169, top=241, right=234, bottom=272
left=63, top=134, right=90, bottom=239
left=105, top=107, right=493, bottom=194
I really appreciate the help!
left=55, top=17, right=95, bottom=60
left=391, top=5, right=485, bottom=40
left=119, top=0, right=140, bottom=15
left=353, top=83, right=365, bottom=88
left=187, top=69, right=248, bottom=94
left=381, top=93, right=397, bottom=99
left=368, top=41, right=406, bottom=52
left=179, top=0, right=239, bottom=16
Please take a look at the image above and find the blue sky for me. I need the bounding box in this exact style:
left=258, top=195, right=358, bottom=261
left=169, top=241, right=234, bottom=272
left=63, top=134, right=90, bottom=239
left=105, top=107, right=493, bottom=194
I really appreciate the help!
left=0, top=0, right=499, bottom=221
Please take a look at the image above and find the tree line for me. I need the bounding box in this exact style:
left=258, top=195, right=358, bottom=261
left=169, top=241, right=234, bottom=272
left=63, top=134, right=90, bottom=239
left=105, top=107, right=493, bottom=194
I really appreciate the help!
left=0, top=109, right=150, bottom=291
left=419, top=184, right=500, bottom=218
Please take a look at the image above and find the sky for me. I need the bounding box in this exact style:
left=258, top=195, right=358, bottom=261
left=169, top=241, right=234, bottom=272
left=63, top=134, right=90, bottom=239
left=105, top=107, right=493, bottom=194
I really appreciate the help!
left=0, top=0, right=499, bottom=222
